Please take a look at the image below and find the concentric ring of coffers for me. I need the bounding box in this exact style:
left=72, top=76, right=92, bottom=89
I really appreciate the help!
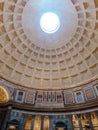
left=0, top=0, right=98, bottom=89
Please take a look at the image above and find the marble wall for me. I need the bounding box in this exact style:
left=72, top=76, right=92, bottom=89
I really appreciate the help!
left=0, top=77, right=98, bottom=109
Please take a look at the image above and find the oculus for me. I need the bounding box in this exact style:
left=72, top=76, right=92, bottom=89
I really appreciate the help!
left=40, top=12, right=60, bottom=34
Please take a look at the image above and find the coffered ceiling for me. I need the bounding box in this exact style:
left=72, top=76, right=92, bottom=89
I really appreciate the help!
left=0, top=0, right=98, bottom=89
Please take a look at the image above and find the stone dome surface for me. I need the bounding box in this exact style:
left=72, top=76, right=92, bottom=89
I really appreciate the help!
left=0, top=0, right=98, bottom=89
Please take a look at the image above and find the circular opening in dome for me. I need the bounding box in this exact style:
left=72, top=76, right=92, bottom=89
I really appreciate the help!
left=40, top=12, right=60, bottom=34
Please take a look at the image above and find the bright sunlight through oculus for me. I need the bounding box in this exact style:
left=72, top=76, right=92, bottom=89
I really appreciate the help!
left=40, top=12, right=60, bottom=34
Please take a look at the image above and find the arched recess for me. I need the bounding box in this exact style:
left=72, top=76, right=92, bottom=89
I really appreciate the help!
left=0, top=86, right=9, bottom=103
left=55, top=121, right=67, bottom=130
left=7, top=119, right=20, bottom=130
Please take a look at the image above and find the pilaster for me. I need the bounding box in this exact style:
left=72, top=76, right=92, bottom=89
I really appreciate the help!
left=41, top=115, right=44, bottom=130
left=86, top=113, right=94, bottom=130
left=1, top=106, right=12, bottom=130
left=77, top=114, right=83, bottom=130
left=31, top=115, right=35, bottom=130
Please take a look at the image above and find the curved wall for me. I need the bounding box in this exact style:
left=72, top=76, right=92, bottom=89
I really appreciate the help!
left=0, top=0, right=98, bottom=89
left=0, top=77, right=98, bottom=111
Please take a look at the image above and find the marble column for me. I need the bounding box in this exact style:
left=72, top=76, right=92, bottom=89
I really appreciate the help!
left=31, top=115, right=35, bottom=130
left=68, top=115, right=74, bottom=130
left=41, top=115, right=44, bottom=130
left=53, top=124, right=55, bottom=130
left=86, top=113, right=94, bottom=130
left=77, top=114, right=83, bottom=130
left=95, top=111, right=98, bottom=129
left=49, top=116, right=52, bottom=130
left=21, top=114, right=27, bottom=130
left=1, top=106, right=12, bottom=130
left=0, top=109, right=7, bottom=129
left=95, top=111, right=98, bottom=120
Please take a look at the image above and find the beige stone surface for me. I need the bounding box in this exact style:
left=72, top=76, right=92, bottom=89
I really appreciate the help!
left=0, top=0, right=98, bottom=89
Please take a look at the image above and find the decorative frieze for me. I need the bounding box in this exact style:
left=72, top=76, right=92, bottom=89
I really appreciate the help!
left=84, top=87, right=96, bottom=101
left=63, top=91, right=74, bottom=104
left=15, top=90, right=25, bottom=103
left=0, top=77, right=98, bottom=108
left=74, top=91, right=84, bottom=103
left=35, top=91, right=64, bottom=107
left=25, top=90, right=36, bottom=104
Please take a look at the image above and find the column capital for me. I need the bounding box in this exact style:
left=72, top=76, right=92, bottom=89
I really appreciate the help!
left=76, top=114, right=83, bottom=130
left=77, top=114, right=81, bottom=118
left=86, top=112, right=94, bottom=130
left=86, top=113, right=92, bottom=120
